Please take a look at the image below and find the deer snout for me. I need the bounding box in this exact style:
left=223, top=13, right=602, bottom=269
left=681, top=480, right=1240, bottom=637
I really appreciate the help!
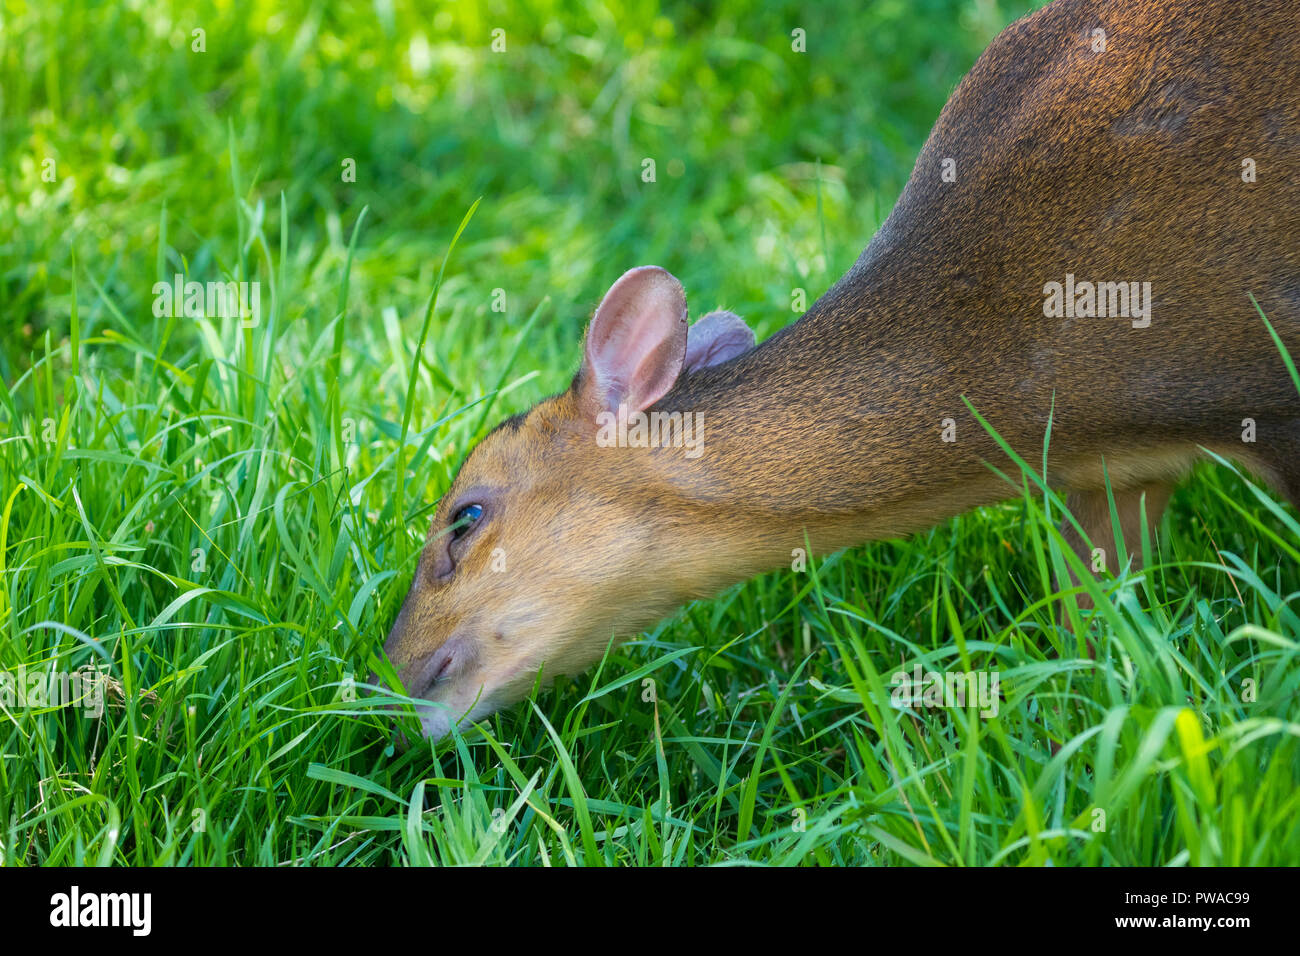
left=402, top=639, right=464, bottom=700
left=376, top=618, right=484, bottom=742
left=366, top=649, right=458, bottom=747
left=378, top=585, right=458, bottom=694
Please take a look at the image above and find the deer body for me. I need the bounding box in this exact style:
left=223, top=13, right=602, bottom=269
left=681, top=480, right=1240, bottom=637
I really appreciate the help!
left=381, top=0, right=1299, bottom=740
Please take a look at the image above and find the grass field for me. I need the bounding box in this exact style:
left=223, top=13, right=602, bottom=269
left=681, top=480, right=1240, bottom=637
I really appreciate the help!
left=2, top=0, right=1298, bottom=866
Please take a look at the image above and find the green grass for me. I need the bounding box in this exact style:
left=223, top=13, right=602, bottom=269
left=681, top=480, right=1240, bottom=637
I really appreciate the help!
left=2, top=0, right=1298, bottom=866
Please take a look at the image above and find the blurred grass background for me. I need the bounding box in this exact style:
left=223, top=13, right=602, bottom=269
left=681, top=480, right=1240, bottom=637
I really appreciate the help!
left=2, top=0, right=1298, bottom=867
left=3, top=0, right=1030, bottom=383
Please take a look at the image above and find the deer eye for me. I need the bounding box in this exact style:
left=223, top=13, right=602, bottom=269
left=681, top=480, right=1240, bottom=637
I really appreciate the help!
left=450, top=503, right=483, bottom=540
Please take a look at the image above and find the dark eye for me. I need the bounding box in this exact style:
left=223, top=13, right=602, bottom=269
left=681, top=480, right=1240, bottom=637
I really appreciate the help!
left=450, top=503, right=483, bottom=540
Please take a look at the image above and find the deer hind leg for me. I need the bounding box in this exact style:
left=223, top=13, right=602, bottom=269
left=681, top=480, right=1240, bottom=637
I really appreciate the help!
left=1058, top=482, right=1174, bottom=610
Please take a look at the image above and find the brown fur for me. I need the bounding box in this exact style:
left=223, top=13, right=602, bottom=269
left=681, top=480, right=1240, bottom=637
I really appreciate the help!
left=381, top=0, right=1299, bottom=739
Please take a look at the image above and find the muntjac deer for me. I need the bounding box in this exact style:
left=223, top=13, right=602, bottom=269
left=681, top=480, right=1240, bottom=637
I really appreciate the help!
left=379, top=0, right=1299, bottom=741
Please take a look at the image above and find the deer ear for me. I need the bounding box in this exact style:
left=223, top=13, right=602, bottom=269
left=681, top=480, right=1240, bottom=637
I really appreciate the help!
left=684, top=310, right=755, bottom=372
left=580, top=266, right=688, bottom=414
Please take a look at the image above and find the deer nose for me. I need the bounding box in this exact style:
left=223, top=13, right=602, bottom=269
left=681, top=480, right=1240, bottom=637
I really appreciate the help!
left=406, top=647, right=455, bottom=700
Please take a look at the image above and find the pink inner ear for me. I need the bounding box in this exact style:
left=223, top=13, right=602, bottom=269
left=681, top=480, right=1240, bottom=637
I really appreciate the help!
left=582, top=266, right=688, bottom=413
left=683, top=310, right=756, bottom=372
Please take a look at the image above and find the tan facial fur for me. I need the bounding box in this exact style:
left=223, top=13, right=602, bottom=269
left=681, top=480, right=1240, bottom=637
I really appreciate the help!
left=380, top=268, right=759, bottom=740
